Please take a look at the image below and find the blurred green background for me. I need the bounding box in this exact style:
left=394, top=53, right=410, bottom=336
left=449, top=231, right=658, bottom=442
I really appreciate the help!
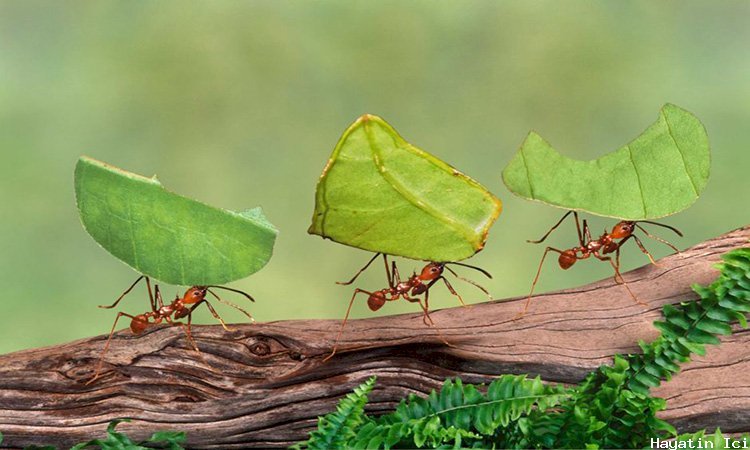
left=1, top=1, right=748, bottom=354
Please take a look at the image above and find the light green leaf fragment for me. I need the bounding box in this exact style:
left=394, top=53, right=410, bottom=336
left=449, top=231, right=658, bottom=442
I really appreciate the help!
left=75, top=156, right=277, bottom=286
left=502, top=104, right=710, bottom=220
left=309, top=114, right=502, bottom=262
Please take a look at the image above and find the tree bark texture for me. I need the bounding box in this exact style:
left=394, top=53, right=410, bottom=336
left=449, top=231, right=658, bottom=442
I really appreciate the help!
left=0, top=226, right=748, bottom=449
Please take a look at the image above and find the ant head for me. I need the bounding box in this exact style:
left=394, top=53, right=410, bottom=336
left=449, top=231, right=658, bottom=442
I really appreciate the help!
left=611, top=221, right=635, bottom=239
left=183, top=286, right=208, bottom=304
left=419, top=262, right=445, bottom=281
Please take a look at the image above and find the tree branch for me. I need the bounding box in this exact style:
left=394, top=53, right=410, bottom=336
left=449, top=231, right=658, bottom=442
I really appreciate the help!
left=1, top=226, right=748, bottom=449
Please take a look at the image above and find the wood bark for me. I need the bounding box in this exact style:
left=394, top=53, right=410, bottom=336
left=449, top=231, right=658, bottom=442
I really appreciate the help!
left=0, top=226, right=748, bottom=449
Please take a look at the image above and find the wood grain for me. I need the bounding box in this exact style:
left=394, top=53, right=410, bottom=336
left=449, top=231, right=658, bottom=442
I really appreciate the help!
left=0, top=226, right=748, bottom=449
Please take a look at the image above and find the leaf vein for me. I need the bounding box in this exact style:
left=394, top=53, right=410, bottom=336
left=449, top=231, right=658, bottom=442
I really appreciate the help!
left=626, top=144, right=648, bottom=218
left=662, top=110, right=699, bottom=196
left=365, top=124, right=475, bottom=248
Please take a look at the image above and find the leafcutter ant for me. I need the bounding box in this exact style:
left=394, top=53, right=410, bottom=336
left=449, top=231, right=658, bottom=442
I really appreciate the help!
left=518, top=210, right=682, bottom=318
left=325, top=253, right=493, bottom=360
left=88, top=276, right=255, bottom=383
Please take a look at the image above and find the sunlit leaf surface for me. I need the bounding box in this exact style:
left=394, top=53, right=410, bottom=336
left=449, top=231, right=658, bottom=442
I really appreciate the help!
left=502, top=104, right=710, bottom=220
left=75, top=156, right=277, bottom=285
left=309, top=115, right=502, bottom=262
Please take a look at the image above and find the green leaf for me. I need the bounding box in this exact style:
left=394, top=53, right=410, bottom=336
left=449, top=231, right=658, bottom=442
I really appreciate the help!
left=299, top=377, right=377, bottom=450
left=309, top=115, right=502, bottom=262
left=502, top=104, right=710, bottom=220
left=70, top=419, right=149, bottom=450
left=149, top=430, right=186, bottom=450
left=75, top=156, right=278, bottom=285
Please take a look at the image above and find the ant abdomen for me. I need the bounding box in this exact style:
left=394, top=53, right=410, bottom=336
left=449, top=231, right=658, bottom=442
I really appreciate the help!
left=129, top=315, right=149, bottom=334
left=558, top=251, right=577, bottom=269
left=367, top=292, right=386, bottom=311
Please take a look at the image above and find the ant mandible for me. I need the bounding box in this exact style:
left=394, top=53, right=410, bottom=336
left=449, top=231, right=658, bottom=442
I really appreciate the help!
left=325, top=253, right=492, bottom=360
left=88, top=275, right=255, bottom=383
left=517, top=210, right=682, bottom=318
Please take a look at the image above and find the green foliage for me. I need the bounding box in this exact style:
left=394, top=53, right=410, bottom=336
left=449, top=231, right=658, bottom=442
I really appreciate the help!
left=626, top=247, right=750, bottom=395
left=309, top=114, right=502, bottom=262
left=297, top=247, right=750, bottom=449
left=75, top=156, right=278, bottom=286
left=291, top=376, right=377, bottom=450
left=502, top=103, right=710, bottom=220
left=70, top=419, right=186, bottom=450
left=676, top=428, right=750, bottom=449
left=355, top=376, right=569, bottom=449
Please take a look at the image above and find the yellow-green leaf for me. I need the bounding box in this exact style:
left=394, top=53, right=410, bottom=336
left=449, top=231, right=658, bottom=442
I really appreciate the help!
left=309, top=115, right=502, bottom=262
left=75, top=156, right=277, bottom=285
left=502, top=104, right=710, bottom=220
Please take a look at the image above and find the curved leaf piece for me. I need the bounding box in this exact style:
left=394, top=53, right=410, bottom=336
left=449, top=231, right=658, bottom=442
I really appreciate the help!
left=502, top=104, right=710, bottom=220
left=309, top=115, right=502, bottom=262
left=75, top=156, right=277, bottom=286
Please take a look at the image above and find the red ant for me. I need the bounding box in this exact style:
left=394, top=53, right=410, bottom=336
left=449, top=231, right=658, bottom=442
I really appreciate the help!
left=325, top=253, right=492, bottom=360
left=518, top=210, right=682, bottom=318
left=88, top=275, right=255, bottom=383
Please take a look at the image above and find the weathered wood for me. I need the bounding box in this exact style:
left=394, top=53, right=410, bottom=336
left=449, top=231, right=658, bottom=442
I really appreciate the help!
left=0, top=226, right=748, bottom=449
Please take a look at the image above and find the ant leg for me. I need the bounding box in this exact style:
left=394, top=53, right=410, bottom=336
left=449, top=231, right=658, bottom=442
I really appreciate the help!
left=180, top=320, right=203, bottom=358
left=337, top=253, right=383, bottom=285
left=596, top=254, right=646, bottom=306
left=403, top=292, right=435, bottom=327
left=197, top=299, right=233, bottom=331
left=207, top=289, right=255, bottom=323
left=169, top=314, right=206, bottom=364
left=324, top=289, right=372, bottom=362
left=404, top=292, right=455, bottom=347
left=391, top=260, right=402, bottom=286
left=634, top=224, right=680, bottom=253
left=517, top=247, right=567, bottom=320
left=610, top=236, right=632, bottom=283
left=383, top=254, right=394, bottom=287
left=98, top=276, right=146, bottom=309
left=87, top=312, right=139, bottom=384
left=154, top=283, right=165, bottom=310
left=630, top=234, right=659, bottom=265
left=444, top=266, right=490, bottom=300
left=205, top=300, right=233, bottom=331
left=435, top=276, right=467, bottom=307
left=581, top=217, right=592, bottom=246
left=613, top=246, right=625, bottom=283
left=528, top=211, right=574, bottom=244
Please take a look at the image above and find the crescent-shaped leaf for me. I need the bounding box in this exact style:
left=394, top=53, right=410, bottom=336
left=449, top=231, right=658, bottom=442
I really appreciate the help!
left=309, top=115, right=502, bottom=262
left=502, top=104, right=710, bottom=220
left=75, top=156, right=277, bottom=286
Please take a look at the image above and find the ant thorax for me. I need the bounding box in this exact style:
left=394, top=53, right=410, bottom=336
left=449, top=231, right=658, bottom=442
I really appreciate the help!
left=157, top=302, right=177, bottom=317
left=395, top=279, right=415, bottom=292
left=586, top=239, right=604, bottom=252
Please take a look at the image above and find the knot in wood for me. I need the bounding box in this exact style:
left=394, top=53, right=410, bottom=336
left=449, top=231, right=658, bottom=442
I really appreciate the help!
left=250, top=342, right=271, bottom=356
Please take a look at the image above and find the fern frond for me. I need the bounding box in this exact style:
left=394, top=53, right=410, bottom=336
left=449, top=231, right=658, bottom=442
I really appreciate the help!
left=351, top=376, right=568, bottom=449
left=628, top=248, right=750, bottom=394
left=292, top=376, right=376, bottom=450
left=675, top=428, right=750, bottom=449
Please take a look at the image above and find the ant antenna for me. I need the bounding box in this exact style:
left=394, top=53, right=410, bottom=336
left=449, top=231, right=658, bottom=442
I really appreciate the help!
left=205, top=285, right=255, bottom=302
left=206, top=289, right=255, bottom=323
left=445, top=261, right=493, bottom=279
left=636, top=220, right=684, bottom=237
left=634, top=224, right=680, bottom=253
